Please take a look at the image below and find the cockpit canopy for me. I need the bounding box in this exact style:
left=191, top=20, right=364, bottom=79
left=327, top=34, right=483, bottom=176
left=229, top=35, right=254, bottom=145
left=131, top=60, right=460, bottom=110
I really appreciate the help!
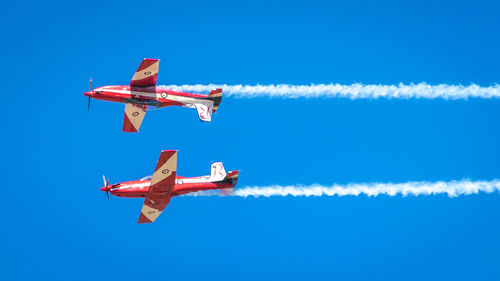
left=140, top=175, right=152, bottom=181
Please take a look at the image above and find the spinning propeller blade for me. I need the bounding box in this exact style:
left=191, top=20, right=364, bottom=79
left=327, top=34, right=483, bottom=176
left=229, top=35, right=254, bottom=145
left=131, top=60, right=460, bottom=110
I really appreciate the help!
left=102, top=175, right=110, bottom=201
left=88, top=78, right=92, bottom=111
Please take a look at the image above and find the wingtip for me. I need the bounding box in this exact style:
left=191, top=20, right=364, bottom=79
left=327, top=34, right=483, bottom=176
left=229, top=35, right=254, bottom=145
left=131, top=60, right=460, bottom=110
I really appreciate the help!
left=138, top=213, right=153, bottom=224
left=160, top=149, right=178, bottom=153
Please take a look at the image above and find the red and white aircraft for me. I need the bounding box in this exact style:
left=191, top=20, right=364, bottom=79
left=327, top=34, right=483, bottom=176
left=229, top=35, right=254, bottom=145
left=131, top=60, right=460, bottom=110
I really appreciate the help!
left=101, top=150, right=239, bottom=224
left=84, top=58, right=222, bottom=132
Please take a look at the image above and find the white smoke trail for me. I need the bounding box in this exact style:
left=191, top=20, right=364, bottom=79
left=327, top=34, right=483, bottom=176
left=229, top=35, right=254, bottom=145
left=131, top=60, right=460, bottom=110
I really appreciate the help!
left=160, top=83, right=500, bottom=99
left=190, top=179, right=500, bottom=198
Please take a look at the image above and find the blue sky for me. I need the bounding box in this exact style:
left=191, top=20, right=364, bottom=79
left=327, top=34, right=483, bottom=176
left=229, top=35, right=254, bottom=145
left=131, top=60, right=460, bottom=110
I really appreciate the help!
left=2, top=0, right=500, bottom=280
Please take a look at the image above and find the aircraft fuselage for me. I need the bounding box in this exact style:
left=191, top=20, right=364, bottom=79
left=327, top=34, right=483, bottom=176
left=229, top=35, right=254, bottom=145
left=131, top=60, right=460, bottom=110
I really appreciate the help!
left=102, top=175, right=234, bottom=198
left=84, top=85, right=210, bottom=108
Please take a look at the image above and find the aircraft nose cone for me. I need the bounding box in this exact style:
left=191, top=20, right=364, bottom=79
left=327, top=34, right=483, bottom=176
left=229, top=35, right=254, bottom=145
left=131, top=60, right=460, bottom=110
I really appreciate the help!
left=84, top=91, right=91, bottom=97
left=100, top=186, right=107, bottom=192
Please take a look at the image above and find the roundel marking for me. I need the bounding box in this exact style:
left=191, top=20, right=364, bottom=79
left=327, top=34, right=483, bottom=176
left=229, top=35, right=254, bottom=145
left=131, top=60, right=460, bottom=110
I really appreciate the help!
left=132, top=112, right=139, bottom=117
left=161, top=92, right=167, bottom=98
left=144, top=71, right=152, bottom=75
left=162, top=169, right=170, bottom=174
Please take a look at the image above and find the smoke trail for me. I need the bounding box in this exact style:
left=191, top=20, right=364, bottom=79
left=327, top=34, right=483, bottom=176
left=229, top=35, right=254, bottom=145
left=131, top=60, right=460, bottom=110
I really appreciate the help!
left=160, top=83, right=500, bottom=99
left=190, top=179, right=500, bottom=198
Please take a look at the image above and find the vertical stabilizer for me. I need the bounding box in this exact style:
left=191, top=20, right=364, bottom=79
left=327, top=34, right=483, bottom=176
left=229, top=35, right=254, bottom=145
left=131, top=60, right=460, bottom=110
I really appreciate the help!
left=210, top=162, right=226, bottom=181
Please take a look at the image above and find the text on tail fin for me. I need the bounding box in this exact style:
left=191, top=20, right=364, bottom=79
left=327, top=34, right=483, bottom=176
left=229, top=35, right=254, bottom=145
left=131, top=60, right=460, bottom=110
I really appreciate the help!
left=210, top=162, right=226, bottom=180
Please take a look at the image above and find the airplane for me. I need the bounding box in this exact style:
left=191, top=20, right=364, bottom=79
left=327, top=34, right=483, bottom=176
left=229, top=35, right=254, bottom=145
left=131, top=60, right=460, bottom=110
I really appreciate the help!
left=100, top=150, right=239, bottom=224
left=84, top=58, right=223, bottom=132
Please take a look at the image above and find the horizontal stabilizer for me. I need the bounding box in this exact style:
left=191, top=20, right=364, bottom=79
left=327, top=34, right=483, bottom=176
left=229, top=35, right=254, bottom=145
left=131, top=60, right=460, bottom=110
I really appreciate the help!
left=220, top=170, right=239, bottom=195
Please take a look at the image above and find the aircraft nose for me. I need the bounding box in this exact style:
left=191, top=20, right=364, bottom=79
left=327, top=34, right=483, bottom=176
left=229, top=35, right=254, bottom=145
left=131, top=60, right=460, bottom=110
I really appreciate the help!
left=100, top=186, right=107, bottom=192
left=84, top=91, right=92, bottom=97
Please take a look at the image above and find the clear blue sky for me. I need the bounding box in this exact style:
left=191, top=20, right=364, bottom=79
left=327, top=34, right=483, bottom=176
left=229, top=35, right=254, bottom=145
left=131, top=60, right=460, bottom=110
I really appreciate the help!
left=2, top=0, right=500, bottom=280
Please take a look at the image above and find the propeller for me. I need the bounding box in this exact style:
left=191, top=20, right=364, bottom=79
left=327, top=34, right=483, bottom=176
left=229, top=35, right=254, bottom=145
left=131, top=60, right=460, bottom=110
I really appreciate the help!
left=88, top=78, right=92, bottom=111
left=102, top=175, right=110, bottom=200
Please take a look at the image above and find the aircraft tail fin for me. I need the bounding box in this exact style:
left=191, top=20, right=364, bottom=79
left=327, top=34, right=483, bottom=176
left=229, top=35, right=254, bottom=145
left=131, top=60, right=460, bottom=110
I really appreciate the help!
left=210, top=162, right=227, bottom=181
left=194, top=104, right=212, bottom=122
left=194, top=89, right=221, bottom=121
left=207, top=88, right=222, bottom=113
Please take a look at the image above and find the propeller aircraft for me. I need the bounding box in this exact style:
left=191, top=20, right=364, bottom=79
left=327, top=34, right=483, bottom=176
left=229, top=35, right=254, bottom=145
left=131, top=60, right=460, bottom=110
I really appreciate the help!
left=101, top=150, right=239, bottom=223
left=84, top=58, right=222, bottom=132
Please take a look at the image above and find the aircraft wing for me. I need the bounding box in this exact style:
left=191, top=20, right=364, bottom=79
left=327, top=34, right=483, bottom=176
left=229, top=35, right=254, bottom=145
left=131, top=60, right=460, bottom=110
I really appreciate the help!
left=130, top=58, right=159, bottom=88
left=138, top=150, right=178, bottom=224
left=123, top=103, right=147, bottom=132
left=138, top=194, right=171, bottom=224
